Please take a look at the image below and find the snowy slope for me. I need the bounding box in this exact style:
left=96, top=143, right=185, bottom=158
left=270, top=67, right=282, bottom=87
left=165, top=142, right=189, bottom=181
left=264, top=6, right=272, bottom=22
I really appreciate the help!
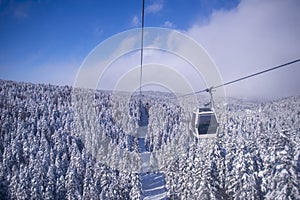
left=138, top=104, right=167, bottom=200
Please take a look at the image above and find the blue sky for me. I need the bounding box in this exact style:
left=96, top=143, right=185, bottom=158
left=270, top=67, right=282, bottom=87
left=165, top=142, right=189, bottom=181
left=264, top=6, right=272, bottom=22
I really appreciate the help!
left=0, top=0, right=299, bottom=100
left=0, top=0, right=238, bottom=70
left=0, top=0, right=239, bottom=83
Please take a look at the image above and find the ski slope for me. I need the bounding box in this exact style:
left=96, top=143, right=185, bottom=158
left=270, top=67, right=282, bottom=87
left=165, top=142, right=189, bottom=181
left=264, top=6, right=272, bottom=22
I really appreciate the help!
left=138, top=104, right=167, bottom=200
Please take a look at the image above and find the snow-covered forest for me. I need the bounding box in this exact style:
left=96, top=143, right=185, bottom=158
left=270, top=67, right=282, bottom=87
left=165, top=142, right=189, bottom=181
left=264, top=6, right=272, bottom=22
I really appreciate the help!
left=0, top=79, right=299, bottom=199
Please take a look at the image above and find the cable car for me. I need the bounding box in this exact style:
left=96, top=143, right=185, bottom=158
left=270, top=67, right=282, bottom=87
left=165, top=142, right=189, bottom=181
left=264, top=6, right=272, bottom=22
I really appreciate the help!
left=191, top=108, right=219, bottom=138
left=191, top=87, right=219, bottom=138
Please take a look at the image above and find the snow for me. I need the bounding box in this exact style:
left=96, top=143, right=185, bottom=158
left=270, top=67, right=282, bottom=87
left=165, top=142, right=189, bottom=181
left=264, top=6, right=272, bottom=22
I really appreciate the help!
left=0, top=79, right=299, bottom=199
left=138, top=106, right=167, bottom=199
left=143, top=192, right=167, bottom=200
left=144, top=184, right=166, bottom=192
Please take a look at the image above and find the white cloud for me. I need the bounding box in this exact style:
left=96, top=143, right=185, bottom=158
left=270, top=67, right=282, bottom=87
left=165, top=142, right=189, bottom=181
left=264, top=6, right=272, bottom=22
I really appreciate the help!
left=73, top=0, right=300, bottom=101
left=145, top=0, right=163, bottom=14
left=74, top=34, right=140, bottom=89
left=163, top=21, right=175, bottom=28
left=97, top=28, right=223, bottom=99
left=131, top=15, right=139, bottom=27
left=186, top=0, right=300, bottom=100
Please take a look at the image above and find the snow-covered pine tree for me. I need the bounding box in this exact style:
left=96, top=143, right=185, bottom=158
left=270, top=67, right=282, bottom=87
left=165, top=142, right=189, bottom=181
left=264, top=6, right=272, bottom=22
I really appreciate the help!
left=129, top=173, right=143, bottom=200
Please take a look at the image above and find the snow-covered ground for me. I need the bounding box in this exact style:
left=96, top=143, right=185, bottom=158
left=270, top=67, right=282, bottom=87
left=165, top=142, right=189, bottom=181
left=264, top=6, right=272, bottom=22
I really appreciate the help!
left=0, top=79, right=299, bottom=199
left=141, top=172, right=166, bottom=200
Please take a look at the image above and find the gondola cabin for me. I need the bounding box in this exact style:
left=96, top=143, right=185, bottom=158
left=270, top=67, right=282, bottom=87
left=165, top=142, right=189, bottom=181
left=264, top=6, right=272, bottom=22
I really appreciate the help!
left=191, top=108, right=219, bottom=138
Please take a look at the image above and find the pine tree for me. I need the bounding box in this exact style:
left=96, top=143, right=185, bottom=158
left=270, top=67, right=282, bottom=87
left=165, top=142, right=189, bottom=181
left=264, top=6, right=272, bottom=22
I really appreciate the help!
left=265, top=134, right=300, bottom=199
left=44, top=164, right=56, bottom=200
left=129, top=173, right=143, bottom=200
left=17, top=164, right=31, bottom=200
left=0, top=164, right=9, bottom=199
left=82, top=155, right=98, bottom=200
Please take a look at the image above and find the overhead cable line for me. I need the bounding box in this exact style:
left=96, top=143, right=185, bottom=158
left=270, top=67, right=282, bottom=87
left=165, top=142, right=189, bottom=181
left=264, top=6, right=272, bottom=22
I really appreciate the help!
left=139, top=0, right=145, bottom=97
left=175, top=58, right=300, bottom=99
